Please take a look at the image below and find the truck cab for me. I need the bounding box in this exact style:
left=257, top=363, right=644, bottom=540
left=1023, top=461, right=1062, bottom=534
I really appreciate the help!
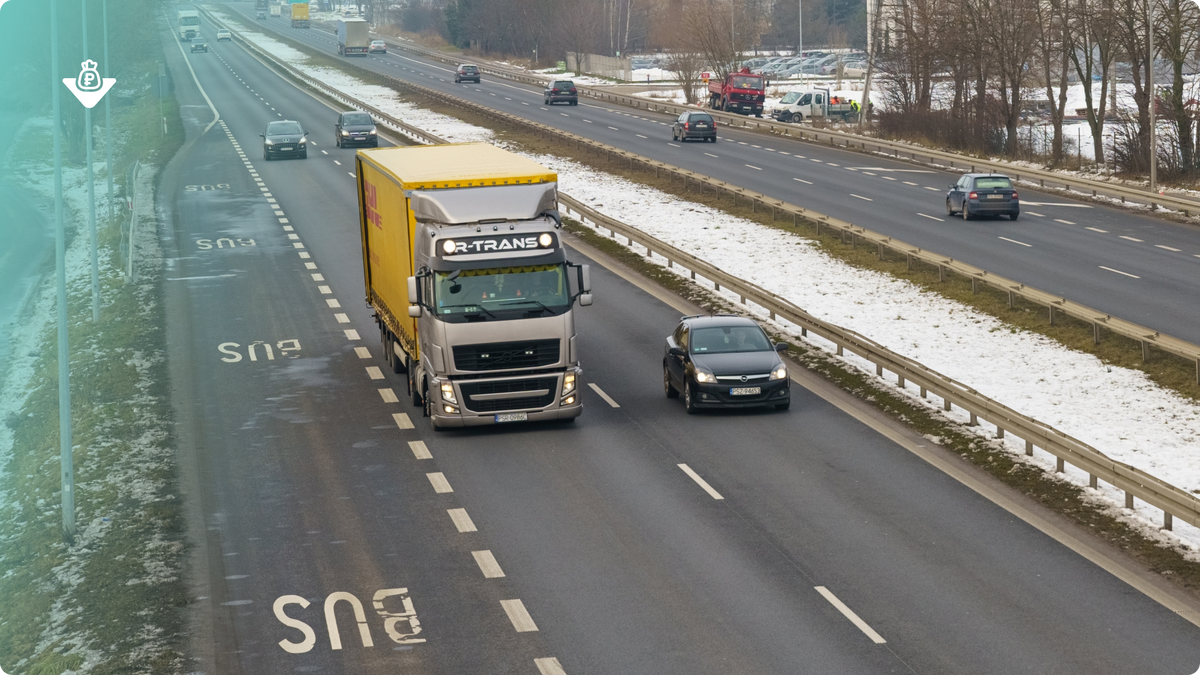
left=707, top=67, right=765, bottom=117
left=770, top=88, right=859, bottom=123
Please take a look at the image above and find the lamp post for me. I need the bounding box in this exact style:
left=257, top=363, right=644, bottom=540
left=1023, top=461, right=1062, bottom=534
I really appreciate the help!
left=1149, top=0, right=1157, bottom=193
left=103, top=0, right=113, bottom=223
left=83, top=0, right=100, bottom=323
left=798, top=0, right=803, bottom=88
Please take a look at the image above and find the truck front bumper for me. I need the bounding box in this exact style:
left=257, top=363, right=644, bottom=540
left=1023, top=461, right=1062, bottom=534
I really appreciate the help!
left=432, top=402, right=582, bottom=428
left=428, top=369, right=584, bottom=428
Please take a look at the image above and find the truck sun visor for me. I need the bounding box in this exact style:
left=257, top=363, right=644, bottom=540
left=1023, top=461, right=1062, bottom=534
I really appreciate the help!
left=410, top=183, right=558, bottom=225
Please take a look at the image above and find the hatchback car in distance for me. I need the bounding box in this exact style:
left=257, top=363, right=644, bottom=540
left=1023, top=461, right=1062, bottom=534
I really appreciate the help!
left=335, top=111, right=378, bottom=148
left=257, top=10, right=267, bottom=19
left=946, top=173, right=1019, bottom=220
left=216, top=29, right=231, bottom=41
left=261, top=120, right=308, bottom=160
left=369, top=39, right=387, bottom=53
left=544, top=79, right=578, bottom=105
left=671, top=111, right=717, bottom=143
left=454, top=64, right=481, bottom=83
left=664, top=315, right=790, bottom=413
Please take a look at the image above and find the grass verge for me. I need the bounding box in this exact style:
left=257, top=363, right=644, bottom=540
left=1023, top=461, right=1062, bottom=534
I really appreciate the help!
left=0, top=84, right=187, bottom=673
left=565, top=216, right=1200, bottom=600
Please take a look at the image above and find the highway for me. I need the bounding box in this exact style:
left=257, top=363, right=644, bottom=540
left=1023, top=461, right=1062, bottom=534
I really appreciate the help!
left=161, top=10, right=1200, bottom=674
left=232, top=2, right=1200, bottom=346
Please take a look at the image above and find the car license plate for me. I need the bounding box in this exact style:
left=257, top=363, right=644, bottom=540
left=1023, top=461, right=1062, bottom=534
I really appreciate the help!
left=495, top=412, right=528, bottom=423
left=987, top=194, right=1004, bottom=199
left=730, top=387, right=761, bottom=396
left=279, top=147, right=293, bottom=151
left=696, top=123, right=707, bottom=127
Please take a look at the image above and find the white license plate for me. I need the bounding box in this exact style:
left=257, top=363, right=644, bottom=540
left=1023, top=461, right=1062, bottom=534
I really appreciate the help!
left=987, top=194, right=1004, bottom=199
left=279, top=147, right=293, bottom=151
left=730, top=387, right=761, bottom=396
left=495, top=412, right=528, bottom=423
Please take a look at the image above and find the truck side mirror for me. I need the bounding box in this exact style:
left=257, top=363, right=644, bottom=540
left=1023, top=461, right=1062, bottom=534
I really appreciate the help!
left=407, top=275, right=423, bottom=317
left=581, top=264, right=591, bottom=293
left=579, top=293, right=593, bottom=307
left=408, top=304, right=424, bottom=318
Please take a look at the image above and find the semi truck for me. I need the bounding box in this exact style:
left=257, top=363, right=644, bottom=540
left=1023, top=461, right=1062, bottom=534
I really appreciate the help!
left=177, top=9, right=200, bottom=40
left=769, top=88, right=859, bottom=123
left=708, top=67, right=765, bottom=117
left=254, top=0, right=268, bottom=9
left=357, top=144, right=592, bottom=430
left=270, top=4, right=282, bottom=17
left=337, top=18, right=370, bottom=56
left=290, top=2, right=309, bottom=28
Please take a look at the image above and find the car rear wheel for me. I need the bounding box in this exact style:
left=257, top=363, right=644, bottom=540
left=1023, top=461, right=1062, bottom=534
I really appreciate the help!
left=962, top=203, right=970, bottom=220
left=664, top=364, right=679, bottom=398
left=684, top=380, right=699, bottom=414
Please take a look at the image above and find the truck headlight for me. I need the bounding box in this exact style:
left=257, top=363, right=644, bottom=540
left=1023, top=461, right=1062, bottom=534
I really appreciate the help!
left=694, top=370, right=715, bottom=383
left=442, top=239, right=456, bottom=255
left=770, top=364, right=788, bottom=381
left=538, top=233, right=553, bottom=247
left=562, top=396, right=575, bottom=405
left=562, top=372, right=576, bottom=395
left=440, top=381, right=457, bottom=404
left=443, top=404, right=458, bottom=414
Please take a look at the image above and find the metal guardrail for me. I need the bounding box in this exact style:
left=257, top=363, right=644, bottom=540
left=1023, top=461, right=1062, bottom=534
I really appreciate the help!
left=212, top=10, right=1200, bottom=532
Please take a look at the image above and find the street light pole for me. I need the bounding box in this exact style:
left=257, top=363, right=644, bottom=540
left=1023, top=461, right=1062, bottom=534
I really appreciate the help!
left=103, top=0, right=113, bottom=222
left=83, top=0, right=100, bottom=322
left=1149, top=0, right=1157, bottom=193
left=50, top=0, right=77, bottom=542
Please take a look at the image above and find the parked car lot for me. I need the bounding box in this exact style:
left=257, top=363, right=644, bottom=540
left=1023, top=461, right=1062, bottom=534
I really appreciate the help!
left=946, top=173, right=1020, bottom=220
left=671, top=111, right=717, bottom=142
left=663, top=315, right=790, bottom=413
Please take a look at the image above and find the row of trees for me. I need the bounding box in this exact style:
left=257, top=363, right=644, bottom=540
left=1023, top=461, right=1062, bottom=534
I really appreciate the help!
left=874, top=0, right=1200, bottom=172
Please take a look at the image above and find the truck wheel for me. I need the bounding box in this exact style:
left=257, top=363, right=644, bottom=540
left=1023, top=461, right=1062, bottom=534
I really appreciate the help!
left=664, top=363, right=679, bottom=398
left=389, top=336, right=406, bottom=374
left=411, top=369, right=423, bottom=407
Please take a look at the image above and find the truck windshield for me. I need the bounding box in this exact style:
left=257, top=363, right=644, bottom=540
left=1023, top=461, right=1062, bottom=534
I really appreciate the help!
left=180, top=16, right=200, bottom=25
left=434, top=264, right=571, bottom=322
left=730, top=76, right=763, bottom=91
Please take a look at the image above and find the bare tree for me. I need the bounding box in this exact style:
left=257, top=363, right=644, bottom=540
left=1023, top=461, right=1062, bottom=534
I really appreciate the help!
left=1063, top=0, right=1116, bottom=165
left=1035, top=0, right=1072, bottom=164
left=981, top=0, right=1039, bottom=155
left=1155, top=0, right=1200, bottom=171
left=683, top=0, right=764, bottom=80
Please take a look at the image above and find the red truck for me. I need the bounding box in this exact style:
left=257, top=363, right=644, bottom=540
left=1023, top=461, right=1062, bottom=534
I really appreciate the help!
left=707, top=68, right=765, bottom=117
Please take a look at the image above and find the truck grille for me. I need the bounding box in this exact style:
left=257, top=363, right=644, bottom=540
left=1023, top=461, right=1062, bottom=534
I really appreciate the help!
left=461, top=377, right=558, bottom=413
left=453, top=339, right=560, bottom=371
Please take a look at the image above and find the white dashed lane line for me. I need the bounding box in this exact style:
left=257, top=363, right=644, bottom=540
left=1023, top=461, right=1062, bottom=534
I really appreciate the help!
left=998, top=236, right=1032, bottom=247
left=448, top=508, right=477, bottom=532
left=1100, top=266, right=1140, bottom=279
left=1119, top=235, right=1144, bottom=242
left=678, top=463, right=724, bottom=500
left=1054, top=219, right=1075, bottom=225
left=924, top=186, right=939, bottom=191
left=587, top=383, right=620, bottom=408
left=815, top=586, right=887, bottom=644
left=409, top=440, right=432, bottom=460
left=917, top=213, right=943, bottom=222
left=745, top=164, right=762, bottom=171
left=379, top=388, right=399, bottom=403
left=1156, top=245, right=1182, bottom=251
left=793, top=178, right=812, bottom=185
left=500, top=599, right=539, bottom=632
left=472, top=550, right=506, bottom=578
left=1027, top=212, right=1045, bottom=217
left=704, top=152, right=719, bottom=158
left=1086, top=227, right=1107, bottom=233
left=426, top=472, right=453, bottom=493
left=850, top=194, right=873, bottom=201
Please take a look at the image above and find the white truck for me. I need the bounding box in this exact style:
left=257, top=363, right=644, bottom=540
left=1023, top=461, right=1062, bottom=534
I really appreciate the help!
left=177, top=9, right=200, bottom=41
left=270, top=4, right=281, bottom=16
left=769, top=88, right=859, bottom=123
left=337, top=18, right=370, bottom=56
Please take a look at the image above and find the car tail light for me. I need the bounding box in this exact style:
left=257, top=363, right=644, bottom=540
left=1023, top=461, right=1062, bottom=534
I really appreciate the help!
left=1011, top=191, right=1019, bottom=199
left=968, top=191, right=978, bottom=199
left=552, top=88, right=559, bottom=93
left=712, top=121, right=717, bottom=128
left=684, top=122, right=689, bottom=130
left=570, top=89, right=576, bottom=94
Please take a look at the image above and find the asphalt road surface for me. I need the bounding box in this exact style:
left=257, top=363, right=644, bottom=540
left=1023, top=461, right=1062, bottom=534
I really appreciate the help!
left=232, top=2, right=1200, bottom=346
left=161, top=12, right=1200, bottom=674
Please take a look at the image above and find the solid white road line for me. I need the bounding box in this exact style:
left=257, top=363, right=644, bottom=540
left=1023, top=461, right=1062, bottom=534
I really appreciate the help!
left=355, top=347, right=371, bottom=359
left=998, top=236, right=1032, bottom=247
left=1099, top=266, right=1140, bottom=279
left=678, top=464, right=724, bottom=500
left=815, top=586, right=887, bottom=644
left=1085, top=227, right=1108, bottom=233
left=534, top=657, right=569, bottom=675
left=379, top=388, right=399, bottom=403
left=366, top=366, right=384, bottom=380
left=448, top=508, right=477, bottom=532
left=500, top=599, right=539, bottom=632
left=344, top=329, right=360, bottom=340
left=793, top=178, right=812, bottom=185
left=472, top=550, right=506, bottom=578
left=850, top=194, right=873, bottom=201
left=409, top=440, right=432, bottom=459
left=587, top=383, right=619, bottom=408
left=426, top=472, right=453, bottom=493
left=1157, top=244, right=1182, bottom=251
left=917, top=213, right=943, bottom=222
left=1120, top=235, right=1144, bottom=242
left=393, top=412, right=414, bottom=429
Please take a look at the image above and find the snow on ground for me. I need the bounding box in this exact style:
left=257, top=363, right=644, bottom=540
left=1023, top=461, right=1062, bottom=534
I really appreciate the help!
left=229, top=20, right=1200, bottom=552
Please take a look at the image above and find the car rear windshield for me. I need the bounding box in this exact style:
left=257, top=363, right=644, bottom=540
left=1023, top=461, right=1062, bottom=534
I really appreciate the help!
left=342, top=114, right=372, bottom=126
left=553, top=81, right=575, bottom=89
left=974, top=177, right=1013, bottom=189
left=460, top=66, right=478, bottom=73
left=689, top=113, right=713, bottom=123
left=690, top=326, right=772, bottom=353
left=268, top=122, right=302, bottom=135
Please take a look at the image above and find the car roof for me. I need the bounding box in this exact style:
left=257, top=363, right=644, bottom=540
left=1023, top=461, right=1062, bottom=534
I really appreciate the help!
left=678, top=314, right=759, bottom=329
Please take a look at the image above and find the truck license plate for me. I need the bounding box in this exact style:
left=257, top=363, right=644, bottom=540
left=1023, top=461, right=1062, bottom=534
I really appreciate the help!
left=495, top=412, right=528, bottom=423
left=730, top=387, right=761, bottom=396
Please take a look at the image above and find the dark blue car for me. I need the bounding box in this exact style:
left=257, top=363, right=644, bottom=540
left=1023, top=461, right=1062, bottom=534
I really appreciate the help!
left=946, top=173, right=1019, bottom=220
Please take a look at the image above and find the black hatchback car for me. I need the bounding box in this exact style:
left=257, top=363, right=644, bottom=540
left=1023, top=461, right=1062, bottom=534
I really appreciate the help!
left=454, top=64, right=481, bottom=83
left=544, top=79, right=578, bottom=105
left=261, top=120, right=308, bottom=160
left=335, top=110, right=378, bottom=147
left=664, top=315, right=790, bottom=414
left=190, top=37, right=208, bottom=53
left=671, top=111, right=717, bottom=143
left=946, top=173, right=1019, bottom=220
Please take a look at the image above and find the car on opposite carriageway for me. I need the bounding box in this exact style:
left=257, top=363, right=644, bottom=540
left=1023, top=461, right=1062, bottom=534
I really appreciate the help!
left=664, top=315, right=791, bottom=413
left=261, top=120, right=309, bottom=160
left=946, top=173, right=1019, bottom=220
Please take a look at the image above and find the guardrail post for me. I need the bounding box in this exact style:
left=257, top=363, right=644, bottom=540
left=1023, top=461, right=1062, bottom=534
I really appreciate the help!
left=801, top=327, right=807, bottom=337
left=1025, top=440, right=1033, bottom=456
left=938, top=265, right=945, bottom=282
left=876, top=364, right=883, bottom=376
left=1089, top=474, right=1097, bottom=488
left=943, top=398, right=951, bottom=411
left=1125, top=491, right=1134, bottom=509
left=1008, top=291, right=1014, bottom=308
left=897, top=375, right=905, bottom=388
left=919, top=386, right=926, bottom=398
left=836, top=345, right=843, bottom=356
left=1049, top=306, right=1056, bottom=325
left=1164, top=512, right=1173, bottom=530
left=971, top=278, right=977, bottom=294
left=1093, top=322, right=1101, bottom=345
left=996, top=426, right=1004, bottom=439
left=1056, top=457, right=1064, bottom=473
left=1141, top=340, right=1152, bottom=362
left=969, top=412, right=977, bottom=426
left=1195, top=358, right=1200, bottom=385
left=906, top=254, right=912, bottom=270
left=877, top=242, right=883, bottom=259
